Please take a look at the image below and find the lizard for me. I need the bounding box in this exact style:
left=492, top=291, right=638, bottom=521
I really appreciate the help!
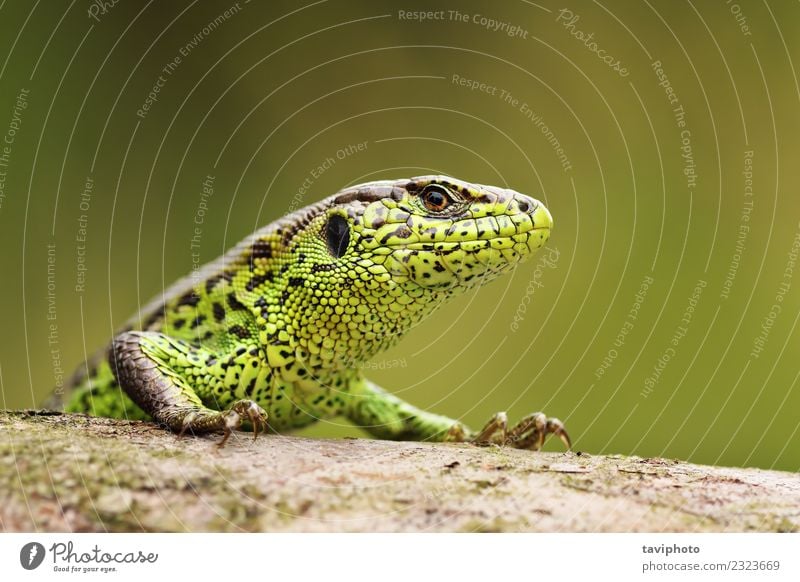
left=50, top=175, right=570, bottom=450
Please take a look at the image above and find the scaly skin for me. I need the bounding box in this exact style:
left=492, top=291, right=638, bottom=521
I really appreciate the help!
left=55, top=176, right=569, bottom=449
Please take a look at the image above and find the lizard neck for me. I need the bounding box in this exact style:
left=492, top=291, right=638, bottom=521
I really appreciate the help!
left=266, top=274, right=450, bottom=372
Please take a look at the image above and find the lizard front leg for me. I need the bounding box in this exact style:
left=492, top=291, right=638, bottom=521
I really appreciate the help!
left=345, top=378, right=465, bottom=442
left=345, top=378, right=570, bottom=450
left=109, top=331, right=267, bottom=446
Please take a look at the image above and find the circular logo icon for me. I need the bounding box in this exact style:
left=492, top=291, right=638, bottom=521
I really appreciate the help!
left=20, top=542, right=46, bottom=570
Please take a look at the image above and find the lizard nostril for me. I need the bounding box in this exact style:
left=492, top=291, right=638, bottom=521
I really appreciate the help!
left=517, top=198, right=534, bottom=214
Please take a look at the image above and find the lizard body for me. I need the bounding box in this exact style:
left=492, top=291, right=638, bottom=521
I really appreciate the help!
left=56, top=176, right=569, bottom=448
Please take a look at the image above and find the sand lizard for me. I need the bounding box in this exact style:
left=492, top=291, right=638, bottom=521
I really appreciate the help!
left=53, top=176, right=570, bottom=449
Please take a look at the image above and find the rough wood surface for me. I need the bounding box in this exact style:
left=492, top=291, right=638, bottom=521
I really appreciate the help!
left=1, top=410, right=798, bottom=532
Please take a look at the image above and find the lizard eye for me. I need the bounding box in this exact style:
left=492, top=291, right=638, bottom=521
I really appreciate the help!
left=421, top=185, right=452, bottom=212
left=325, top=214, right=350, bottom=258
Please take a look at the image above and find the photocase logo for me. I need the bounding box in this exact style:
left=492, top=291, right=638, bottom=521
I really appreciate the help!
left=19, top=542, right=46, bottom=570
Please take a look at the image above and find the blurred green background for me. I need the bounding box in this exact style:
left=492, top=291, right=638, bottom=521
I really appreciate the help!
left=0, top=0, right=797, bottom=471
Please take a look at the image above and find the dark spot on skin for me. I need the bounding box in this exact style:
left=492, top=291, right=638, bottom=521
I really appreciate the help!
left=235, top=347, right=247, bottom=356
left=249, top=348, right=260, bottom=356
left=205, top=356, right=217, bottom=366
left=288, top=277, right=304, bottom=287
left=205, top=274, right=223, bottom=295
left=245, top=378, right=257, bottom=396
left=433, top=263, right=446, bottom=273
left=202, top=330, right=214, bottom=340
left=298, top=253, right=306, bottom=262
left=173, top=318, right=186, bottom=329
left=177, top=290, right=201, bottom=307
left=281, top=290, right=290, bottom=303
left=246, top=273, right=273, bottom=292
left=212, top=302, right=226, bottom=322
left=227, top=293, right=246, bottom=311
left=250, top=239, right=272, bottom=260
left=369, top=206, right=389, bottom=229
left=279, top=349, right=292, bottom=359
left=190, top=315, right=206, bottom=329
left=230, top=326, right=250, bottom=339
left=423, top=273, right=431, bottom=279
left=517, top=199, right=532, bottom=213
left=254, top=296, right=267, bottom=309
left=251, top=360, right=258, bottom=367
left=311, top=263, right=336, bottom=273
left=380, top=226, right=412, bottom=244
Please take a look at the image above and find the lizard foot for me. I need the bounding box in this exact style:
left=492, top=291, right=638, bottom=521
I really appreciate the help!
left=471, top=411, right=571, bottom=451
left=178, top=399, right=268, bottom=448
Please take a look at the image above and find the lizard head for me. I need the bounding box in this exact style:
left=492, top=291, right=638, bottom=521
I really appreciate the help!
left=258, top=176, right=552, bottom=363
left=328, top=175, right=553, bottom=292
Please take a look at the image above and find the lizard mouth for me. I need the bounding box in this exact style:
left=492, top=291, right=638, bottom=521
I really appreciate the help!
left=361, top=199, right=553, bottom=289
left=383, top=228, right=552, bottom=289
left=395, top=230, right=549, bottom=252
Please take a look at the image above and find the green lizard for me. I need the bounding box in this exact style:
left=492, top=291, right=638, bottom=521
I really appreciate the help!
left=52, top=176, right=570, bottom=449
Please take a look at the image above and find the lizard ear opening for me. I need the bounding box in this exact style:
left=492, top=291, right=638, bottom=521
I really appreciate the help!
left=325, top=214, right=350, bottom=258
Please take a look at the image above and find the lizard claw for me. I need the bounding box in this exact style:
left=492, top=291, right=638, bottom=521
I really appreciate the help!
left=468, top=411, right=571, bottom=451
left=216, top=400, right=268, bottom=448
left=547, top=417, right=571, bottom=450
left=471, top=411, right=508, bottom=444
left=445, top=421, right=469, bottom=442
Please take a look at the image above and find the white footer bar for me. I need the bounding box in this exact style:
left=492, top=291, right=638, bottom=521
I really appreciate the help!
left=2, top=533, right=797, bottom=581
